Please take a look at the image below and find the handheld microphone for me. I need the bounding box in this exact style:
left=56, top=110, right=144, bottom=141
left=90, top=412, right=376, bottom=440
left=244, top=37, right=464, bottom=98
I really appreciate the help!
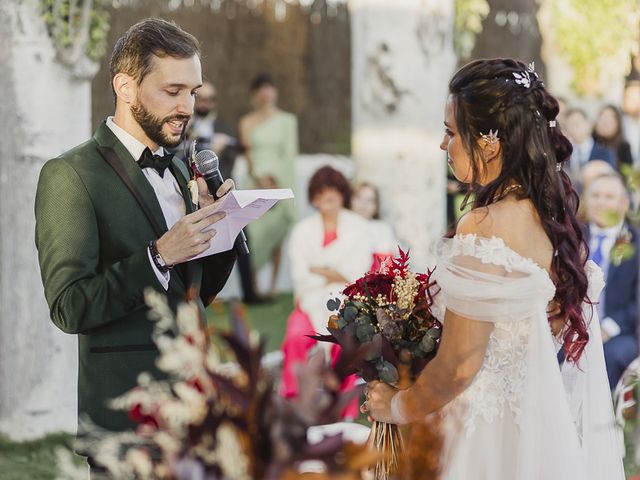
left=193, top=149, right=250, bottom=256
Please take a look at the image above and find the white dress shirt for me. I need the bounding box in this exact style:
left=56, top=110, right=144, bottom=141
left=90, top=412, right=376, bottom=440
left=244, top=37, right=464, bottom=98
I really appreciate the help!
left=106, top=117, right=186, bottom=290
left=589, top=221, right=624, bottom=338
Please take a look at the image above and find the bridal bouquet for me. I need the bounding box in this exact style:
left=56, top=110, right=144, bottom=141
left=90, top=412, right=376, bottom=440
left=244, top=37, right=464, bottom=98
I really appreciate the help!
left=315, top=249, right=442, bottom=479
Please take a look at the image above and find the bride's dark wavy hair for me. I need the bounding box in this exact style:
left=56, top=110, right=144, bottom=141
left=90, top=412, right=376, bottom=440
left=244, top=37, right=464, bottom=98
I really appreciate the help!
left=449, top=58, right=589, bottom=363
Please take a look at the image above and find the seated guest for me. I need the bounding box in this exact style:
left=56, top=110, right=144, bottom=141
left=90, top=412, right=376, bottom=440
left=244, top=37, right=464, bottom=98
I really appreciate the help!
left=583, top=173, right=639, bottom=389
left=593, top=104, right=634, bottom=170
left=186, top=81, right=238, bottom=180
left=281, top=166, right=373, bottom=418
left=577, top=160, right=615, bottom=222
left=564, top=108, right=616, bottom=188
left=183, top=81, right=265, bottom=304
left=350, top=181, right=398, bottom=270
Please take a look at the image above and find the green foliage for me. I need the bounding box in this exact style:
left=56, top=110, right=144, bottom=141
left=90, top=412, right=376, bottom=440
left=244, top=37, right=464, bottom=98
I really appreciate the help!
left=620, top=164, right=640, bottom=227
left=550, top=0, right=640, bottom=95
left=454, top=0, right=490, bottom=59
left=40, top=0, right=111, bottom=63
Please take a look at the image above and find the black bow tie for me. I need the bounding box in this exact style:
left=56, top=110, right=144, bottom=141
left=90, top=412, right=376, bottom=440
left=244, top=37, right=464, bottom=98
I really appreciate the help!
left=138, top=148, right=173, bottom=176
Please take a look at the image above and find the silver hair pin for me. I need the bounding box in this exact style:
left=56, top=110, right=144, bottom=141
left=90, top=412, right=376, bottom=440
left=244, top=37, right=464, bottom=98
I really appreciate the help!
left=481, top=129, right=500, bottom=146
left=513, top=70, right=531, bottom=88
left=556, top=163, right=562, bottom=171
left=527, top=62, right=539, bottom=78
left=549, top=120, right=557, bottom=127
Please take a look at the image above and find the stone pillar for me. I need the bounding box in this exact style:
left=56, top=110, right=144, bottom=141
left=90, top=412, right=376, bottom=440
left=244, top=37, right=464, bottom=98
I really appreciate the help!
left=0, top=0, right=93, bottom=439
left=350, top=0, right=456, bottom=269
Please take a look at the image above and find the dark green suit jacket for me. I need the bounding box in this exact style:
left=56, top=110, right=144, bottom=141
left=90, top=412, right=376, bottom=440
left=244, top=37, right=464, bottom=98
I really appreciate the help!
left=34, top=121, right=236, bottom=440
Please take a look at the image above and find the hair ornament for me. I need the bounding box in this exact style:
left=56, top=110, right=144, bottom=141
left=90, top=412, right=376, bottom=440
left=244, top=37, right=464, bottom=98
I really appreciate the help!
left=527, top=62, right=539, bottom=78
left=549, top=120, right=557, bottom=127
left=513, top=70, right=531, bottom=88
left=480, top=129, right=500, bottom=146
left=556, top=162, right=562, bottom=171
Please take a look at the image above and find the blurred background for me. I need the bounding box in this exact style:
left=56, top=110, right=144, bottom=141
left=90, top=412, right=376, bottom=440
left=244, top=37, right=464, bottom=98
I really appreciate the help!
left=2, top=0, right=640, bottom=477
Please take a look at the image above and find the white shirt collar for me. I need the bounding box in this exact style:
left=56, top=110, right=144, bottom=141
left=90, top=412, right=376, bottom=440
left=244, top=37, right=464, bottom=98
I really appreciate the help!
left=106, top=116, right=164, bottom=162
left=590, top=221, right=623, bottom=239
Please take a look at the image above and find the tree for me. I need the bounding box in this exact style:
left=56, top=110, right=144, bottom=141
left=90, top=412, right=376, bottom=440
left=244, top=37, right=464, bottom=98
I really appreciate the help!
left=0, top=0, right=102, bottom=439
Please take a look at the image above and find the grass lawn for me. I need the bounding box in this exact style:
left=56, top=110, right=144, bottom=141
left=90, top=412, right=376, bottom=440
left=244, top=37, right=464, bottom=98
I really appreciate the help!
left=206, top=292, right=294, bottom=354
left=0, top=432, right=85, bottom=480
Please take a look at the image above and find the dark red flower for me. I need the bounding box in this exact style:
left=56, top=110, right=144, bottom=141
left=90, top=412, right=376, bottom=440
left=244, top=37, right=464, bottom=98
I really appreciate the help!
left=342, top=272, right=395, bottom=301
left=128, top=403, right=159, bottom=429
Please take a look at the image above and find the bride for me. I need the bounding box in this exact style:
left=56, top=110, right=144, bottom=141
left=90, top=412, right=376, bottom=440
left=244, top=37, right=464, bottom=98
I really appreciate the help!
left=366, top=59, right=625, bottom=479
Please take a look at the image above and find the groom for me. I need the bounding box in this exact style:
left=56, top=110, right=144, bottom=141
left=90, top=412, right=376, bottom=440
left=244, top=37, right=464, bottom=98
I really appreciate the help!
left=34, top=18, right=236, bottom=461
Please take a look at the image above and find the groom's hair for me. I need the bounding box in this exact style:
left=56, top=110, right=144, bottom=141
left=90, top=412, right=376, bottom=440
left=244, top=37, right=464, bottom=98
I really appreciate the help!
left=109, top=18, right=200, bottom=100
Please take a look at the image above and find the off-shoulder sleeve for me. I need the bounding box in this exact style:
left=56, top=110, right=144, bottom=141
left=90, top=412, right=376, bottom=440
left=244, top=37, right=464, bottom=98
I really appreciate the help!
left=432, top=234, right=556, bottom=323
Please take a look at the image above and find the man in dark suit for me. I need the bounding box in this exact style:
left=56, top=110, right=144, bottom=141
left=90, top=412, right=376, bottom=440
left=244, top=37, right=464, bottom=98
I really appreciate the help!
left=584, top=172, right=639, bottom=389
left=565, top=108, right=616, bottom=189
left=34, top=19, right=236, bottom=471
left=185, top=80, right=238, bottom=180
left=180, top=80, right=268, bottom=304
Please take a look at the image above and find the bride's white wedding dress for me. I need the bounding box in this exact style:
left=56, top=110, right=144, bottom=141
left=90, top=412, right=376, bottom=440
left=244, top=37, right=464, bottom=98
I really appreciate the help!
left=430, top=234, right=625, bottom=480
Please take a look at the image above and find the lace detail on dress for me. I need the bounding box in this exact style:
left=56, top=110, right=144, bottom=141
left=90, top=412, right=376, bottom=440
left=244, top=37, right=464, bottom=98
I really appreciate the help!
left=438, top=233, right=549, bottom=275
left=435, top=234, right=555, bottom=435
left=455, top=320, right=530, bottom=434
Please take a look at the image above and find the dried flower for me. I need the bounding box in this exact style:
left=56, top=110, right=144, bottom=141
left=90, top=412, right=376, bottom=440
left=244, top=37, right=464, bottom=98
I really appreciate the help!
left=89, top=293, right=376, bottom=479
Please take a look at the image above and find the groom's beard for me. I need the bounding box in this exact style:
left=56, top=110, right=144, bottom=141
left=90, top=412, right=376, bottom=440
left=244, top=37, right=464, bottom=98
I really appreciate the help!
left=131, top=100, right=190, bottom=148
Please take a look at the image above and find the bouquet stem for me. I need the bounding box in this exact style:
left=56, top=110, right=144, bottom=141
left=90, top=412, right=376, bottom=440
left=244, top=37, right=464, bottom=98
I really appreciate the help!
left=370, top=420, right=403, bottom=479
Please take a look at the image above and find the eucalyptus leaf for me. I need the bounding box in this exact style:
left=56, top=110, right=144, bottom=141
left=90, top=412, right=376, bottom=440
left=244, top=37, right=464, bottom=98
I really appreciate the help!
left=326, top=297, right=341, bottom=312
left=377, top=361, right=399, bottom=384
left=350, top=300, right=369, bottom=311
left=343, top=305, right=358, bottom=323
left=420, top=334, right=436, bottom=353
left=427, top=327, right=441, bottom=339
left=356, top=323, right=375, bottom=343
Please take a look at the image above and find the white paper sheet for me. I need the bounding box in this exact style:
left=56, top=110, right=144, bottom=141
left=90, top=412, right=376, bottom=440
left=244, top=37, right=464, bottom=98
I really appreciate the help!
left=193, top=188, right=294, bottom=258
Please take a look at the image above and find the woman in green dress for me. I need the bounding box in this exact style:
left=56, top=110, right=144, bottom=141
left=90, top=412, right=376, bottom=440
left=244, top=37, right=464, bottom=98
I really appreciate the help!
left=239, top=73, right=298, bottom=297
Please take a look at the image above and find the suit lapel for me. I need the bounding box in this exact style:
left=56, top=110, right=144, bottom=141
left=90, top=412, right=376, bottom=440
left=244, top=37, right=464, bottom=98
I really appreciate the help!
left=94, top=122, right=196, bottom=290
left=168, top=158, right=202, bottom=290
left=169, top=158, right=196, bottom=215
left=94, top=122, right=169, bottom=235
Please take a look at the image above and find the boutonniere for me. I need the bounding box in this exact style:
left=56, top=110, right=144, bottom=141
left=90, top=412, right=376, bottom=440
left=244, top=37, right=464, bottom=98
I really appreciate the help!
left=187, top=140, right=200, bottom=207
left=610, top=225, right=635, bottom=267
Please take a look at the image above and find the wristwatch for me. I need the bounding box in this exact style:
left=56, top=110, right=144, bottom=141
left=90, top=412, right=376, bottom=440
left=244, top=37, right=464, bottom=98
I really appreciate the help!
left=148, top=240, right=172, bottom=273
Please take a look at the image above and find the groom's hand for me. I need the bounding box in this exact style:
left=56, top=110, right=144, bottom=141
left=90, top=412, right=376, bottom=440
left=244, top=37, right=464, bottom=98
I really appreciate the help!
left=196, top=177, right=235, bottom=208
left=156, top=202, right=227, bottom=266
